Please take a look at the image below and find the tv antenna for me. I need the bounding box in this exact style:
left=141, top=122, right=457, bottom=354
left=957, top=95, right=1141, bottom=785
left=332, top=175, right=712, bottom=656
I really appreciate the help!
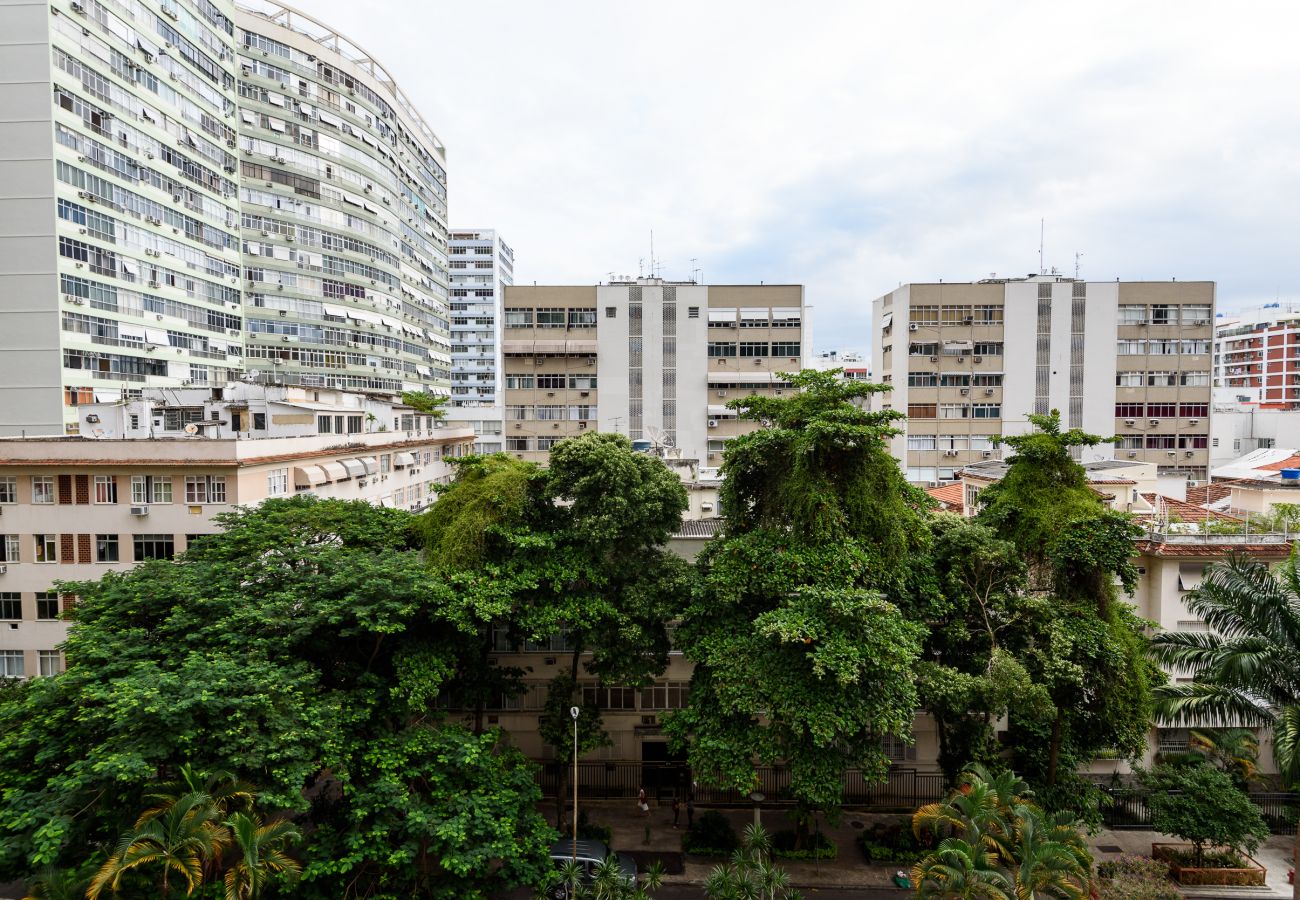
left=1074, top=251, right=1083, bottom=279
left=1038, top=218, right=1045, bottom=275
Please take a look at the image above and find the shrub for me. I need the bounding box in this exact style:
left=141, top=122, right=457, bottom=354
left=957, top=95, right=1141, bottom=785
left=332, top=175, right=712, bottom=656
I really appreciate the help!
left=682, top=810, right=739, bottom=857
left=1096, top=855, right=1183, bottom=900
left=575, top=810, right=612, bottom=845
left=857, top=819, right=926, bottom=864
left=1138, top=763, right=1270, bottom=867
left=771, top=829, right=836, bottom=861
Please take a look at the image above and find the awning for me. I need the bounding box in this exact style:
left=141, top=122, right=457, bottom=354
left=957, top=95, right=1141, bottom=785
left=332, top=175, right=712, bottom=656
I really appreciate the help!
left=708, top=308, right=738, bottom=323
left=322, top=303, right=349, bottom=318
left=707, top=372, right=776, bottom=384
left=379, top=496, right=396, bottom=508
left=357, top=456, right=378, bottom=475
left=739, top=307, right=769, bottom=323
left=144, top=328, right=169, bottom=345
left=318, top=111, right=342, bottom=127
left=566, top=340, right=598, bottom=354
left=393, top=452, right=416, bottom=467
left=117, top=324, right=146, bottom=341
left=1178, top=564, right=1206, bottom=592
left=294, top=465, right=328, bottom=487
left=320, top=461, right=348, bottom=482
left=267, top=92, right=284, bottom=107
left=340, top=458, right=366, bottom=478
left=351, top=309, right=383, bottom=325
left=942, top=340, right=974, bottom=354
left=882, top=312, right=894, bottom=330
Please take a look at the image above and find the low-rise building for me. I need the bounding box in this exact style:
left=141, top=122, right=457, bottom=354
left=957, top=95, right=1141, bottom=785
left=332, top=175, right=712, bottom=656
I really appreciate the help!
left=0, top=385, right=474, bottom=678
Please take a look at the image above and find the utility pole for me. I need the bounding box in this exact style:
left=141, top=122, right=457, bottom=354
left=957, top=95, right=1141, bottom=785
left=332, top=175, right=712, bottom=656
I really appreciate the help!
left=570, top=706, right=579, bottom=864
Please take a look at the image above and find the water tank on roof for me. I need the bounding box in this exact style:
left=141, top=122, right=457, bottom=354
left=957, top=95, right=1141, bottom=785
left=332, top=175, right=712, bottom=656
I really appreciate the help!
left=630, top=439, right=653, bottom=453
left=1280, top=468, right=1300, bottom=481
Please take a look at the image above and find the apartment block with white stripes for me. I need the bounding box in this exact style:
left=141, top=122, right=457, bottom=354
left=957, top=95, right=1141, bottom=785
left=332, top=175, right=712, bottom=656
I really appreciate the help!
left=445, top=229, right=513, bottom=453
left=871, top=276, right=1215, bottom=484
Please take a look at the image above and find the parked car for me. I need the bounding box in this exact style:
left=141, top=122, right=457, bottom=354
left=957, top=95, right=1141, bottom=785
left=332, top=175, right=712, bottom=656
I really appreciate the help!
left=546, top=838, right=637, bottom=899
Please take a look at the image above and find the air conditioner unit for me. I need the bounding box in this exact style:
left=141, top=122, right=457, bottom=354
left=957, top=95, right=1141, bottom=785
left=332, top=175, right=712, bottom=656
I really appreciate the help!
left=1149, top=419, right=1160, bottom=425
left=0, top=565, right=6, bottom=575
left=1124, top=418, right=1135, bottom=425
left=959, top=388, right=969, bottom=395
left=1167, top=450, right=1177, bottom=457
left=514, top=423, right=521, bottom=429
left=129, top=505, right=149, bottom=516
left=1189, top=418, right=1199, bottom=425
left=908, top=323, right=918, bottom=332
left=534, top=358, right=544, bottom=366
left=708, top=419, right=718, bottom=428
left=984, top=388, right=994, bottom=396
left=1128, top=450, right=1138, bottom=458
left=944, top=450, right=959, bottom=457
left=1185, top=450, right=1195, bottom=457
left=716, top=390, right=727, bottom=397
left=981, top=450, right=992, bottom=458
left=974, top=356, right=983, bottom=363
left=929, top=356, right=938, bottom=362
left=963, top=316, right=973, bottom=324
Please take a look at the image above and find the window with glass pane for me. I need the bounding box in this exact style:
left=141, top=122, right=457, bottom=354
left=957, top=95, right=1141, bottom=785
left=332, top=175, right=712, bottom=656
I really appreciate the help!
left=0, top=593, right=20, bottom=620
left=133, top=534, right=175, bottom=560
left=96, top=534, right=119, bottom=562
left=38, top=651, right=61, bottom=677
left=0, top=535, right=17, bottom=563
left=93, top=475, right=116, bottom=504
left=32, top=476, right=54, bottom=504
left=0, top=477, right=14, bottom=504
left=34, top=535, right=56, bottom=563
left=0, top=651, right=23, bottom=678
left=36, top=593, right=59, bottom=620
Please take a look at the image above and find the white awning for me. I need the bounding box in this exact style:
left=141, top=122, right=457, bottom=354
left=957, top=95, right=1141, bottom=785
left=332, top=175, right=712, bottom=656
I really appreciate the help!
left=240, top=110, right=256, bottom=125
left=379, top=496, right=396, bottom=508
left=351, top=309, right=383, bottom=325
left=117, top=324, right=146, bottom=341
left=416, top=365, right=431, bottom=376
left=739, top=307, right=769, bottom=322
left=267, top=92, right=285, bottom=107
left=144, top=328, right=169, bottom=345
left=342, top=192, right=363, bottom=206
left=708, top=308, right=738, bottom=323
left=121, top=259, right=139, bottom=276
left=322, top=303, right=349, bottom=318
left=1178, top=564, right=1206, bottom=592
left=358, top=456, right=378, bottom=475
left=393, top=452, right=416, bottom=467
left=94, top=389, right=121, bottom=402
left=707, top=405, right=732, bottom=416
left=707, top=372, right=776, bottom=384
left=566, top=340, right=598, bottom=354
left=318, top=111, right=342, bottom=127
left=340, top=458, right=366, bottom=478
left=294, top=465, right=328, bottom=487
left=267, top=117, right=285, bottom=133
left=942, top=340, right=974, bottom=354
left=320, top=461, right=348, bottom=482
left=882, top=312, right=894, bottom=330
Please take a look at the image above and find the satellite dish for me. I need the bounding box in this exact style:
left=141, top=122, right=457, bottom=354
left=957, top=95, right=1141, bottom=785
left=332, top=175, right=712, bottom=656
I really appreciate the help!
left=183, top=423, right=199, bottom=435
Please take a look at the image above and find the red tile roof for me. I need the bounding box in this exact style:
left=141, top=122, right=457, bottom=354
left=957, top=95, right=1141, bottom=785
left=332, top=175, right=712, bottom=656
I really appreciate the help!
left=1186, top=483, right=1233, bottom=505
left=1256, top=454, right=1300, bottom=472
left=926, top=482, right=965, bottom=512
left=1136, top=493, right=1243, bottom=525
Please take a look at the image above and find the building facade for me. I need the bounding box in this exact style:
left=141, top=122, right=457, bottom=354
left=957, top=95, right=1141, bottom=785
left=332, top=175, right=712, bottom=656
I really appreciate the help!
left=0, top=384, right=475, bottom=678
left=445, top=228, right=513, bottom=453
left=499, top=279, right=805, bottom=465
left=0, top=0, right=450, bottom=437
left=871, top=277, right=1215, bottom=484
left=1213, top=302, right=1300, bottom=409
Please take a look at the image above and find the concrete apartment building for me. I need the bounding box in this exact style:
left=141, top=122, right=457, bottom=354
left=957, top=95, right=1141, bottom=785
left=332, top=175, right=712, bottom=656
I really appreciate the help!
left=500, top=279, right=806, bottom=466
left=0, top=0, right=450, bottom=437
left=1214, top=302, right=1300, bottom=408
left=871, top=276, right=1215, bottom=484
left=445, top=229, right=513, bottom=454
left=0, top=383, right=475, bottom=678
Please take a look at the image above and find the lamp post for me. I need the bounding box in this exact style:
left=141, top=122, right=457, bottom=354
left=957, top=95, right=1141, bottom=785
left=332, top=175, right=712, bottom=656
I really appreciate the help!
left=570, top=706, right=579, bottom=864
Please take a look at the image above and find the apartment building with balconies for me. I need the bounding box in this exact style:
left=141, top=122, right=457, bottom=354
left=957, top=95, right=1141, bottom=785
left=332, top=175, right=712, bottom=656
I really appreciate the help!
left=445, top=229, right=513, bottom=453
left=0, top=383, right=474, bottom=678
left=499, top=279, right=805, bottom=465
left=1213, top=302, right=1300, bottom=409
left=871, top=277, right=1215, bottom=484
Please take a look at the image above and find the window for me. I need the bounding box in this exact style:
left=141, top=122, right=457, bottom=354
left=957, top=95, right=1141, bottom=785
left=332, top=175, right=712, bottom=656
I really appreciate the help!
left=267, top=468, right=287, bottom=496
left=939, top=374, right=970, bottom=387
left=1118, top=305, right=1147, bottom=324
left=505, top=375, right=535, bottom=390
left=0, top=535, right=17, bottom=562
left=0, top=477, right=14, bottom=504
left=969, top=435, right=997, bottom=452
left=708, top=342, right=737, bottom=357
left=640, top=682, right=690, bottom=710
left=39, top=651, right=61, bottom=677
left=1180, top=371, right=1210, bottom=386
left=971, top=373, right=1003, bottom=387
left=1179, top=435, right=1209, bottom=449
left=34, top=534, right=57, bottom=563
left=568, top=375, right=597, bottom=390
left=1150, top=304, right=1174, bottom=325
left=906, top=467, right=936, bottom=483
left=1179, top=403, right=1209, bottom=418
left=911, top=307, right=939, bottom=326
left=581, top=684, right=636, bottom=710
left=0, top=594, right=19, bottom=620
left=1116, top=435, right=1143, bottom=449
left=973, top=305, right=1003, bottom=324
left=1149, top=340, right=1179, bottom=356
left=739, top=342, right=768, bottom=357
left=941, top=306, right=971, bottom=326
left=93, top=475, right=117, bottom=504
left=32, top=476, right=55, bottom=504
left=0, top=651, right=23, bottom=679
left=1181, top=340, right=1211, bottom=355
left=536, top=436, right=561, bottom=451
left=1116, top=340, right=1146, bottom=356
left=1115, top=372, right=1143, bottom=387
left=95, top=534, right=119, bottom=563
left=133, top=534, right=175, bottom=560
left=972, top=404, right=1001, bottom=419
left=939, top=404, right=969, bottom=419
left=1146, top=372, right=1177, bottom=387
left=380, top=455, right=392, bottom=474
left=184, top=476, right=226, bottom=504
left=907, top=404, right=937, bottom=418
left=131, top=475, right=173, bottom=504
left=1116, top=403, right=1144, bottom=418
left=771, top=341, right=801, bottom=356
left=568, top=309, right=596, bottom=327
left=504, top=309, right=533, bottom=327
left=36, top=593, right=59, bottom=620
left=506, top=436, right=532, bottom=451
left=1146, top=403, right=1176, bottom=418
left=909, top=342, right=938, bottom=356
left=537, top=374, right=566, bottom=389
left=253, top=412, right=267, bottom=430
left=907, top=435, right=937, bottom=451
left=972, top=342, right=1002, bottom=356
left=907, top=372, right=937, bottom=387
left=535, top=309, right=565, bottom=328
left=1181, top=305, right=1212, bottom=325
left=1145, top=435, right=1177, bottom=449
left=605, top=306, right=617, bottom=318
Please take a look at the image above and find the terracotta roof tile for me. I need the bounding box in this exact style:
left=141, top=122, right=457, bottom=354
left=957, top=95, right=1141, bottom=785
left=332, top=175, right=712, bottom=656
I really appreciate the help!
left=1187, top=484, right=1233, bottom=505
left=1257, top=454, right=1300, bottom=472
left=926, top=482, right=965, bottom=512
left=1136, top=493, right=1243, bottom=524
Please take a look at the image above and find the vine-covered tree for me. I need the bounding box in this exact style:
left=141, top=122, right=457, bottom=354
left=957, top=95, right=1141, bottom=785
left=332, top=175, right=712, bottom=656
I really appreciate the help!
left=667, top=370, right=928, bottom=838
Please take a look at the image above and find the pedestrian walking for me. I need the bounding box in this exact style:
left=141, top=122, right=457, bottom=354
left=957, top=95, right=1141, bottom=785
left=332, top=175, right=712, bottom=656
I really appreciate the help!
left=686, top=793, right=695, bottom=829
left=637, top=786, right=650, bottom=817
left=671, top=796, right=681, bottom=828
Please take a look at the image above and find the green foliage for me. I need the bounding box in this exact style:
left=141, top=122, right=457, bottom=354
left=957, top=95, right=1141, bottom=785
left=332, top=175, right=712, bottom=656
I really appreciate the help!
left=702, top=823, right=798, bottom=900
left=0, top=497, right=553, bottom=897
left=416, top=453, right=542, bottom=570
left=1095, top=856, right=1182, bottom=900
left=671, top=371, right=927, bottom=817
left=682, top=810, right=739, bottom=857
left=770, top=829, right=836, bottom=860
left=1150, top=553, right=1300, bottom=790
left=857, top=818, right=928, bottom=864
left=1138, top=763, right=1270, bottom=866
left=538, top=673, right=610, bottom=762
left=399, top=390, right=447, bottom=417
left=574, top=810, right=612, bottom=845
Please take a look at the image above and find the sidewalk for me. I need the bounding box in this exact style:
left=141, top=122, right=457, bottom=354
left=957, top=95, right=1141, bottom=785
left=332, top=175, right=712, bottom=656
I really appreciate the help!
left=558, top=799, right=1299, bottom=894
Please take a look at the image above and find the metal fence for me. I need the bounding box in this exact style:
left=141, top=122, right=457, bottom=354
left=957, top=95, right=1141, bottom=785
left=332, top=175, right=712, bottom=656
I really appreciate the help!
left=1099, top=788, right=1300, bottom=835
left=534, top=762, right=946, bottom=810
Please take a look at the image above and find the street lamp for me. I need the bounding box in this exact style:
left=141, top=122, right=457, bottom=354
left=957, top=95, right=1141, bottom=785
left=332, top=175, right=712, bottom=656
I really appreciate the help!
left=570, top=706, right=580, bottom=864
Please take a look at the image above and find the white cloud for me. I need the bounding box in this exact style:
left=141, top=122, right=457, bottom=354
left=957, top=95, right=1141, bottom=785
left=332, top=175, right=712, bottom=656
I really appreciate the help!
left=296, top=0, right=1300, bottom=350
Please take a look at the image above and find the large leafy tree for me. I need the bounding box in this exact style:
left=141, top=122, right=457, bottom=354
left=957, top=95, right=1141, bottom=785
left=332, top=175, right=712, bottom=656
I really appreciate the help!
left=0, top=497, right=554, bottom=898
left=668, top=370, right=928, bottom=836
left=969, top=412, right=1159, bottom=797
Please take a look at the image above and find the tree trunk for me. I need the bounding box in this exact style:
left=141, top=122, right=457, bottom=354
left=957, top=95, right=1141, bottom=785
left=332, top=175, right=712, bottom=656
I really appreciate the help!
left=1046, top=715, right=1063, bottom=785
left=1293, top=829, right=1298, bottom=900
left=472, top=626, right=491, bottom=735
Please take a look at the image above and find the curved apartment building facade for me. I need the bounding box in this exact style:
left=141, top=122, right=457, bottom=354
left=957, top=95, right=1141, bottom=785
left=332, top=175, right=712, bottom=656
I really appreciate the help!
left=233, top=0, right=450, bottom=394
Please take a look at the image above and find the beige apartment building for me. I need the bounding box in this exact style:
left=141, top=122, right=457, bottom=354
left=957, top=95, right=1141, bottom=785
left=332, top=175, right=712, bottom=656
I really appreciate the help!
left=871, top=276, right=1215, bottom=484
left=0, top=385, right=474, bottom=678
left=500, top=279, right=806, bottom=466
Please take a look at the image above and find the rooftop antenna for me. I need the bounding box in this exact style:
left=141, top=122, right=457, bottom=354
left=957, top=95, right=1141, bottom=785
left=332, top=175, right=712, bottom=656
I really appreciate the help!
left=1038, top=218, right=1045, bottom=275
left=689, top=257, right=699, bottom=283
left=650, top=230, right=655, bottom=279
left=638, top=257, right=645, bottom=278
left=1074, top=251, right=1083, bottom=279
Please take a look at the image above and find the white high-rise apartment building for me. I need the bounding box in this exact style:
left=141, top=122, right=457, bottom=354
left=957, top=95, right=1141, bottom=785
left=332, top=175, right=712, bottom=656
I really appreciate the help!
left=871, top=276, right=1215, bottom=483
left=446, top=229, right=513, bottom=453
left=0, top=0, right=450, bottom=437
left=234, top=1, right=450, bottom=396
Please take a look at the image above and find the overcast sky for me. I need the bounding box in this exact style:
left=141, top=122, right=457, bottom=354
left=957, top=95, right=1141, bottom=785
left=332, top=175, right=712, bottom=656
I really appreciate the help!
left=296, top=0, right=1300, bottom=353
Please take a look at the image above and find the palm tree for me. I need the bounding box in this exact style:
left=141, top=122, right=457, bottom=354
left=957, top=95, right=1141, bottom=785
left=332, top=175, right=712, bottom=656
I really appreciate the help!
left=1005, top=805, right=1089, bottom=900
left=222, top=812, right=302, bottom=900
left=1150, top=553, right=1300, bottom=899
left=912, top=838, right=1014, bottom=899
left=703, top=824, right=796, bottom=900
left=87, top=791, right=230, bottom=898
left=1188, top=727, right=1262, bottom=786
left=143, top=765, right=257, bottom=821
